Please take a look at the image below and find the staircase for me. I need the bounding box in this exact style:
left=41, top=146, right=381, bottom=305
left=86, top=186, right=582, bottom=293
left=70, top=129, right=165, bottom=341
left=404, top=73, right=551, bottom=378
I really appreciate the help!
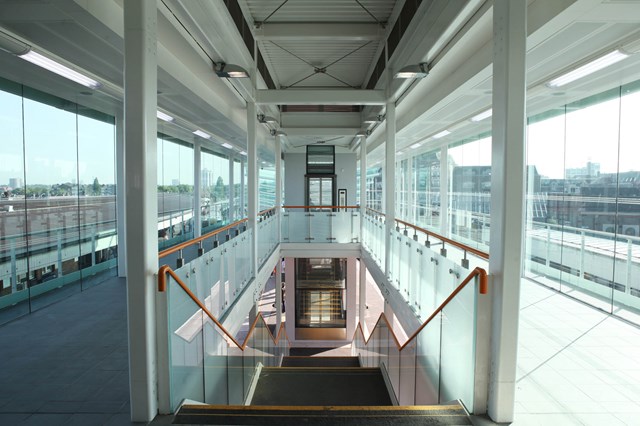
left=174, top=355, right=471, bottom=425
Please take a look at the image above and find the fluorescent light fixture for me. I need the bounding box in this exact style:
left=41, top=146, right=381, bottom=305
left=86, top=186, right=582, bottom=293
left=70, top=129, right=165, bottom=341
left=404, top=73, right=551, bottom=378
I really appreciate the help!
left=156, top=111, right=174, bottom=122
left=214, top=62, right=249, bottom=78
left=471, top=109, right=492, bottom=122
left=547, top=50, right=628, bottom=88
left=239, top=151, right=247, bottom=156
left=432, top=130, right=451, bottom=139
left=20, top=51, right=101, bottom=89
left=221, top=142, right=233, bottom=149
left=0, top=30, right=31, bottom=55
left=395, top=63, right=429, bottom=79
left=410, top=143, right=422, bottom=149
left=193, top=129, right=211, bottom=139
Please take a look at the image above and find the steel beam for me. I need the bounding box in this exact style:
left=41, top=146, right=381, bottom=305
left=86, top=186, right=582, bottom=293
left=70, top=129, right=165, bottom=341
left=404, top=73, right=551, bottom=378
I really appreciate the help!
left=256, top=89, right=386, bottom=105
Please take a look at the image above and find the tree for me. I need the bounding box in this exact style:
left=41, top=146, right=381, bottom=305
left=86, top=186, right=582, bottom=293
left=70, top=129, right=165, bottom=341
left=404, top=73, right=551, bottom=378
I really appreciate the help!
left=92, top=178, right=101, bottom=196
left=213, top=176, right=226, bottom=201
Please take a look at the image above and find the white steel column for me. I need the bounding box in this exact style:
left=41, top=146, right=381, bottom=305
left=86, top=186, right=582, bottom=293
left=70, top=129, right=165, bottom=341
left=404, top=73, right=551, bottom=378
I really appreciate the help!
left=346, top=257, right=357, bottom=338
left=240, top=160, right=246, bottom=218
left=407, top=156, right=415, bottom=224
left=247, top=101, right=258, bottom=277
left=228, top=155, right=235, bottom=221
left=275, top=258, right=282, bottom=333
left=488, top=0, right=527, bottom=422
left=275, top=134, right=282, bottom=241
left=123, top=1, right=158, bottom=422
left=284, top=257, right=295, bottom=341
left=193, top=139, right=202, bottom=238
left=274, top=134, right=283, bottom=331
left=115, top=111, right=127, bottom=277
left=384, top=100, right=396, bottom=277
left=439, top=146, right=449, bottom=237
left=359, top=135, right=367, bottom=329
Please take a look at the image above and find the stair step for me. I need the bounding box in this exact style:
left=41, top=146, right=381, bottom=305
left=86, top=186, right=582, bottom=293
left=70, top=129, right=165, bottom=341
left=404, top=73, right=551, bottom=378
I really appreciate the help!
left=281, top=356, right=360, bottom=367
left=175, top=403, right=472, bottom=425
left=251, top=367, right=391, bottom=406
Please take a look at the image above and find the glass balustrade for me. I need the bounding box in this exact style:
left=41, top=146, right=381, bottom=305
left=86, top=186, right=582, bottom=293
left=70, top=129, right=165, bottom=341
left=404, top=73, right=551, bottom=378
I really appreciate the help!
left=352, top=271, right=483, bottom=412
left=163, top=257, right=289, bottom=411
left=281, top=208, right=360, bottom=243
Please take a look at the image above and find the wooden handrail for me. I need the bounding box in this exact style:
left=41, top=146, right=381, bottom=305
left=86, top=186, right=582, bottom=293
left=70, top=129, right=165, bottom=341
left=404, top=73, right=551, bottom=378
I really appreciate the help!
left=352, top=267, right=488, bottom=352
left=365, top=208, right=490, bottom=260
left=159, top=218, right=248, bottom=259
left=157, top=265, right=290, bottom=350
left=159, top=208, right=278, bottom=259
left=283, top=205, right=361, bottom=209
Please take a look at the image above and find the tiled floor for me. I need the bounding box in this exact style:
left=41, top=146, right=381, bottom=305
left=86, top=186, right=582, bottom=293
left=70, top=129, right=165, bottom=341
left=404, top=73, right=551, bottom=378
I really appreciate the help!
left=0, top=271, right=638, bottom=425
left=512, top=279, right=640, bottom=425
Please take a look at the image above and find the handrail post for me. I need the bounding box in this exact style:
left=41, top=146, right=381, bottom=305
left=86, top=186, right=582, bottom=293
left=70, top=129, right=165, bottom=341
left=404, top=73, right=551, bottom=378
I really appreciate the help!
left=176, top=250, right=184, bottom=268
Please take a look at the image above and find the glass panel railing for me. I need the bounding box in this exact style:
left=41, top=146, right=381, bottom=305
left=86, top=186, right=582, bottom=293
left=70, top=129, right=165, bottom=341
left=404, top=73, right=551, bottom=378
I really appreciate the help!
left=280, top=206, right=361, bottom=244
left=166, top=263, right=204, bottom=409
left=352, top=267, right=487, bottom=412
left=160, top=265, right=290, bottom=411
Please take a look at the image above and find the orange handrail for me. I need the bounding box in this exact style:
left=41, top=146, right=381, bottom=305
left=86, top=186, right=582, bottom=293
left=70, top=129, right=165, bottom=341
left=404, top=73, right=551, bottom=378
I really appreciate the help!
left=159, top=218, right=247, bottom=259
left=158, top=207, right=278, bottom=259
left=366, top=208, right=490, bottom=260
left=283, top=205, right=361, bottom=209
left=158, top=264, right=290, bottom=350
left=352, top=266, right=488, bottom=351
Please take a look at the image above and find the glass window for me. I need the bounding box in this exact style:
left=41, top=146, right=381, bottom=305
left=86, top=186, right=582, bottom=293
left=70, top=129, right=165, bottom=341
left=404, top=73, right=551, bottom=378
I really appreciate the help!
left=157, top=135, right=194, bottom=247
left=448, top=137, right=491, bottom=250
left=525, top=80, right=640, bottom=323
left=0, top=80, right=117, bottom=323
left=201, top=149, right=229, bottom=233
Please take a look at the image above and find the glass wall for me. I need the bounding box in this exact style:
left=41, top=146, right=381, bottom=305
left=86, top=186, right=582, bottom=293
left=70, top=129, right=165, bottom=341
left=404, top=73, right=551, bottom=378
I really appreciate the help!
left=201, top=149, right=230, bottom=233
left=525, top=81, right=640, bottom=322
left=258, top=140, right=276, bottom=211
left=448, top=136, right=492, bottom=250
left=232, top=159, right=242, bottom=220
left=413, top=150, right=441, bottom=231
left=157, top=134, right=194, bottom=248
left=0, top=78, right=117, bottom=324
left=365, top=166, right=383, bottom=211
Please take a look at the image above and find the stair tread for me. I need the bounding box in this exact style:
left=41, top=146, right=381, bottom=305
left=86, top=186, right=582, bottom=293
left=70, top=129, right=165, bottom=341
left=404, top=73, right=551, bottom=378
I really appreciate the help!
left=251, top=367, right=391, bottom=406
left=281, top=356, right=361, bottom=367
left=175, top=404, right=472, bottom=425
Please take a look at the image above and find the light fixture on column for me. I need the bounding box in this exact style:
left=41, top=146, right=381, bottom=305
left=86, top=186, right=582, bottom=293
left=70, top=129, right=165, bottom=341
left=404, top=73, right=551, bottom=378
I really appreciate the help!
left=259, top=114, right=280, bottom=126
left=394, top=63, right=429, bottom=79
left=356, top=130, right=371, bottom=137
left=214, top=62, right=249, bottom=78
left=546, top=50, right=629, bottom=88
left=270, top=129, right=286, bottom=137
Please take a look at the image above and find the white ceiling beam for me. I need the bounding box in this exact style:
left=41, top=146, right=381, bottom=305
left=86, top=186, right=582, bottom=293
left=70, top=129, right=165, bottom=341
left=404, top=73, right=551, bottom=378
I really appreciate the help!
left=281, top=111, right=361, bottom=128
left=256, top=89, right=386, bottom=105
left=253, top=23, right=384, bottom=41
left=281, top=127, right=361, bottom=137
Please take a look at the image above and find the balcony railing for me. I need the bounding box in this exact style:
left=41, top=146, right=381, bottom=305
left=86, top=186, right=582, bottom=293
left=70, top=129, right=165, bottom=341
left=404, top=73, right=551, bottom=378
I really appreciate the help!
left=353, top=267, right=488, bottom=412
left=281, top=205, right=360, bottom=243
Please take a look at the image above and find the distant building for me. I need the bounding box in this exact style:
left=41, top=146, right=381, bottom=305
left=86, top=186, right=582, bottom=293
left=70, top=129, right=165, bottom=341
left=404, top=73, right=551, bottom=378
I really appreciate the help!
left=171, top=179, right=180, bottom=186
left=565, top=162, right=600, bottom=180
left=9, top=177, right=23, bottom=189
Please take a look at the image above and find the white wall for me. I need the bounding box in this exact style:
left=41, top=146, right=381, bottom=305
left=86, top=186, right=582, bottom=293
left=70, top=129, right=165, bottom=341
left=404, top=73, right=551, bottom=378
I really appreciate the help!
left=283, top=151, right=357, bottom=206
